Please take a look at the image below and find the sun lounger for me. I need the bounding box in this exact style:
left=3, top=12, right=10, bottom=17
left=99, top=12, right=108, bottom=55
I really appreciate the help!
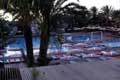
left=51, top=55, right=59, bottom=60
left=101, top=50, right=120, bottom=57
left=98, top=57, right=108, bottom=61
left=49, top=60, right=61, bottom=65
left=69, top=61, right=77, bottom=64
left=83, top=58, right=92, bottom=62
left=83, top=53, right=100, bottom=58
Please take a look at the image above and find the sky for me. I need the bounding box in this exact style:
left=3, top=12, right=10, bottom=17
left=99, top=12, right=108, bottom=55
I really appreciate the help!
left=63, top=0, right=120, bottom=10
left=0, top=0, right=120, bottom=21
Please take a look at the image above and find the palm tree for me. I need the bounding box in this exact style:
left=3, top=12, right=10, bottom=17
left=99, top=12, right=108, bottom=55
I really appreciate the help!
left=36, top=0, right=81, bottom=66
left=89, top=6, right=99, bottom=26
left=0, top=0, right=35, bottom=67
left=76, top=6, right=90, bottom=28
left=1, top=0, right=81, bottom=66
left=101, top=5, right=113, bottom=26
left=59, top=4, right=89, bottom=31
left=97, top=12, right=105, bottom=26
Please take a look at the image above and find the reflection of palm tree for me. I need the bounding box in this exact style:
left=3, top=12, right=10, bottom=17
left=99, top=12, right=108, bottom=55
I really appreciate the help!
left=51, top=36, right=60, bottom=50
left=51, top=34, right=64, bottom=54
left=58, top=34, right=64, bottom=53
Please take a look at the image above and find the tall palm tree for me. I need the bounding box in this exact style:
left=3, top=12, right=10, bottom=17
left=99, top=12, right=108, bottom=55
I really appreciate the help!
left=36, top=0, right=81, bottom=66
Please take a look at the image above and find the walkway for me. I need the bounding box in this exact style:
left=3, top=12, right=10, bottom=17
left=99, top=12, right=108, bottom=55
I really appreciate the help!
left=20, top=59, right=120, bottom=80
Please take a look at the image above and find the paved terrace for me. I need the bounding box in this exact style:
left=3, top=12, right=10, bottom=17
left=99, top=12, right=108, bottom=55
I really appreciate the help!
left=20, top=59, right=120, bottom=80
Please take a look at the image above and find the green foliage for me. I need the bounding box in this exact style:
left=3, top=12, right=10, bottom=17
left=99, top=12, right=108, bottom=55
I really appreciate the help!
left=31, top=67, right=47, bottom=80
left=31, top=68, right=40, bottom=80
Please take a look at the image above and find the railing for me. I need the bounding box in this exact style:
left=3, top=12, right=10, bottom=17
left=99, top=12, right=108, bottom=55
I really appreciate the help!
left=0, top=48, right=25, bottom=64
left=0, top=48, right=39, bottom=64
left=0, top=68, right=22, bottom=80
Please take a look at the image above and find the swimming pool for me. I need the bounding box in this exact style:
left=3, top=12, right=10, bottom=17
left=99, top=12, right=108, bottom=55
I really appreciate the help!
left=6, top=34, right=93, bottom=50
left=6, top=37, right=70, bottom=53
left=6, top=33, right=120, bottom=55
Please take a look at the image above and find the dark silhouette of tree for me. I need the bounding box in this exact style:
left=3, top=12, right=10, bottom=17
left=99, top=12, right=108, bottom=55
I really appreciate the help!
left=0, top=19, right=9, bottom=68
left=112, top=10, right=120, bottom=28
left=101, top=5, right=113, bottom=26
left=89, top=6, right=99, bottom=26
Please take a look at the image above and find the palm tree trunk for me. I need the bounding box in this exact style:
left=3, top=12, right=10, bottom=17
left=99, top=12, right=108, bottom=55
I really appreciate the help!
left=22, top=25, right=34, bottom=67
left=37, top=15, right=52, bottom=66
left=37, top=25, right=50, bottom=66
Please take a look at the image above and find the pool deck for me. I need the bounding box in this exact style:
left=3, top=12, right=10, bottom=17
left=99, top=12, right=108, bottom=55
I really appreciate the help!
left=20, top=59, right=120, bottom=80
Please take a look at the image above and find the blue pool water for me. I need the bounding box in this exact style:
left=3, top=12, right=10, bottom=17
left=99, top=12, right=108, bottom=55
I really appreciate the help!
left=7, top=34, right=92, bottom=49
left=6, top=34, right=120, bottom=52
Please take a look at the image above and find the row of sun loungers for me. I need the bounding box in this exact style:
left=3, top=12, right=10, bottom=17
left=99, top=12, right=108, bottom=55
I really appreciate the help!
left=2, top=41, right=120, bottom=64
left=48, top=41, right=120, bottom=65
left=49, top=49, right=120, bottom=65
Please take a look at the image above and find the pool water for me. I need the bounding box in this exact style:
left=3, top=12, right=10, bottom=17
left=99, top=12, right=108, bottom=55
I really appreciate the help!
left=6, top=34, right=93, bottom=50
left=2, top=33, right=120, bottom=64
left=6, top=34, right=120, bottom=54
